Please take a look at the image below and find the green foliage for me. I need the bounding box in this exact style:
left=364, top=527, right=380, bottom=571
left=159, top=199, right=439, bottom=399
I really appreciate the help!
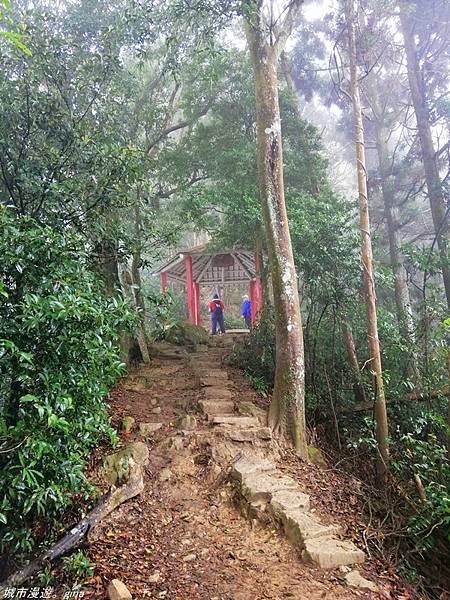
left=144, top=288, right=183, bottom=341
left=165, top=320, right=209, bottom=349
left=0, top=209, right=135, bottom=556
left=228, top=308, right=275, bottom=392
left=62, top=550, right=95, bottom=581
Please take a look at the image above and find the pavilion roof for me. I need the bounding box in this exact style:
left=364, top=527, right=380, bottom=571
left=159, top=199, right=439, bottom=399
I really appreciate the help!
left=153, top=245, right=256, bottom=285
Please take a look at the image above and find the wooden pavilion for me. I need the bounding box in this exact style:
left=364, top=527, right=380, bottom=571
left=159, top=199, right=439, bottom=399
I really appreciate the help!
left=153, top=245, right=263, bottom=326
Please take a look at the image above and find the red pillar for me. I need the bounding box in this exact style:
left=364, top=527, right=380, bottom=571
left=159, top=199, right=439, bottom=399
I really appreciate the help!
left=249, top=279, right=256, bottom=324
left=160, top=272, right=167, bottom=293
left=253, top=252, right=263, bottom=320
left=194, top=283, right=201, bottom=326
left=185, top=255, right=195, bottom=324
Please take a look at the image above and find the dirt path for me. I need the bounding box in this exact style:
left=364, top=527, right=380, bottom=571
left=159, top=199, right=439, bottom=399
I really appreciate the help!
left=71, top=340, right=418, bottom=600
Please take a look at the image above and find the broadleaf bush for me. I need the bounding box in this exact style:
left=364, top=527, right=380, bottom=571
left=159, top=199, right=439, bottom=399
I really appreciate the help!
left=0, top=209, right=136, bottom=558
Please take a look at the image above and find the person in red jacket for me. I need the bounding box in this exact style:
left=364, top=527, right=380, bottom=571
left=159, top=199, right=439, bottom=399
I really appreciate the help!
left=208, top=293, right=225, bottom=335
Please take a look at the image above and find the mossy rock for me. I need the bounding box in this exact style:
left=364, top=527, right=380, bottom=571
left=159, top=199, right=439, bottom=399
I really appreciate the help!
left=121, top=416, right=135, bottom=433
left=165, top=320, right=209, bottom=350
left=238, top=401, right=267, bottom=423
left=103, top=442, right=149, bottom=486
left=307, top=445, right=327, bottom=468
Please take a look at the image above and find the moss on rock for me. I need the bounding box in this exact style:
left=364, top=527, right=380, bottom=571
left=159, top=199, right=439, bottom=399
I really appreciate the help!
left=165, top=320, right=209, bottom=350
left=103, top=442, right=149, bottom=486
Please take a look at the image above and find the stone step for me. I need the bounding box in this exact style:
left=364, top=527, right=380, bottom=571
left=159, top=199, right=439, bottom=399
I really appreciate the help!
left=194, top=368, right=228, bottom=379
left=204, top=387, right=232, bottom=400
left=199, top=400, right=235, bottom=416
left=302, top=538, right=365, bottom=569
left=211, top=416, right=259, bottom=428
left=232, top=456, right=276, bottom=479
left=230, top=456, right=365, bottom=569
left=240, top=472, right=301, bottom=504
left=200, top=377, right=230, bottom=388
left=270, top=489, right=310, bottom=517
left=280, top=509, right=341, bottom=545
left=226, top=427, right=272, bottom=443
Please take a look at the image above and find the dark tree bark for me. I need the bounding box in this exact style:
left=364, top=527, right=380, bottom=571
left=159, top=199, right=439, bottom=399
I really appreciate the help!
left=244, top=0, right=308, bottom=457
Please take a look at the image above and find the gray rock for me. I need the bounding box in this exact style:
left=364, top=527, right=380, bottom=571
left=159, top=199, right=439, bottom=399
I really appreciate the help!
left=177, top=415, right=197, bottom=430
left=232, top=457, right=276, bottom=482
left=344, top=570, right=378, bottom=591
left=238, top=401, right=267, bottom=423
left=281, top=509, right=340, bottom=545
left=199, top=399, right=235, bottom=416
left=139, top=422, right=163, bottom=437
left=302, top=538, right=365, bottom=569
left=107, top=579, right=132, bottom=600
left=211, top=416, right=259, bottom=428
left=204, top=387, right=232, bottom=400
left=151, top=406, right=162, bottom=414
left=159, top=468, right=173, bottom=482
left=148, top=571, right=161, bottom=584
left=121, top=416, right=135, bottom=433
left=270, top=489, right=310, bottom=519
left=183, top=553, right=197, bottom=562
left=103, top=442, right=149, bottom=486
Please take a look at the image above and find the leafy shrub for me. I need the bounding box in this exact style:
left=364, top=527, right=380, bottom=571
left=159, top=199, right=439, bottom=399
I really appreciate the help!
left=144, top=289, right=181, bottom=340
left=62, top=549, right=95, bottom=581
left=228, top=307, right=275, bottom=390
left=0, top=209, right=136, bottom=557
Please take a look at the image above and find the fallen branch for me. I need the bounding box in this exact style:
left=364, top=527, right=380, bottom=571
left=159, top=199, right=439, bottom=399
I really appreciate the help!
left=0, top=459, right=144, bottom=592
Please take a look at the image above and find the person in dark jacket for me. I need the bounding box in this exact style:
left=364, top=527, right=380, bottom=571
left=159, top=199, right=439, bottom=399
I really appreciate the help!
left=208, top=293, right=225, bottom=335
left=241, top=294, right=252, bottom=329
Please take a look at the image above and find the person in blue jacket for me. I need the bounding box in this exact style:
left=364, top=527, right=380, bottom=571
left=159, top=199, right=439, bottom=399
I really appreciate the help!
left=242, top=294, right=252, bottom=329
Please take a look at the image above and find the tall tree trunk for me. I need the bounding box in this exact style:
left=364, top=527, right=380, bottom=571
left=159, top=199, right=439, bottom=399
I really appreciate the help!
left=372, top=106, right=420, bottom=386
left=341, top=322, right=367, bottom=405
left=120, top=266, right=151, bottom=364
left=95, top=239, right=120, bottom=296
left=345, top=0, right=389, bottom=483
left=244, top=3, right=308, bottom=458
left=400, top=6, right=450, bottom=310
left=130, top=199, right=150, bottom=364
left=280, top=51, right=303, bottom=117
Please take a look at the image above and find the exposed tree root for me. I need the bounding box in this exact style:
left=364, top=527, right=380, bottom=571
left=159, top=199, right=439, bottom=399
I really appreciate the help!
left=0, top=460, right=144, bottom=593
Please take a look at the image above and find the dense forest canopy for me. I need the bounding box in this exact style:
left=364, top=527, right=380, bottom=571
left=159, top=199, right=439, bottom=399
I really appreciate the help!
left=0, top=0, right=449, bottom=597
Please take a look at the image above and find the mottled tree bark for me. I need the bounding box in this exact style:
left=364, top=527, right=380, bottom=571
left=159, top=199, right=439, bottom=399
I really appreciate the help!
left=345, top=0, right=389, bottom=482
left=400, top=6, right=450, bottom=310
left=244, top=0, right=308, bottom=457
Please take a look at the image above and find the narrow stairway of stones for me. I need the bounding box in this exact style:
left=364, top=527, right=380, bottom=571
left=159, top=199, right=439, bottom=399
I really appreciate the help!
left=76, top=333, right=410, bottom=599
left=190, top=336, right=366, bottom=571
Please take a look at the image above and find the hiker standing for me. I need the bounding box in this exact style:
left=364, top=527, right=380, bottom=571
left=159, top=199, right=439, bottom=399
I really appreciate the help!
left=242, top=294, right=252, bottom=329
left=209, top=293, right=225, bottom=335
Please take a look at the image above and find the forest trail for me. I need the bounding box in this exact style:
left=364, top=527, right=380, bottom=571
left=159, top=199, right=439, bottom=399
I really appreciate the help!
left=78, top=336, right=412, bottom=600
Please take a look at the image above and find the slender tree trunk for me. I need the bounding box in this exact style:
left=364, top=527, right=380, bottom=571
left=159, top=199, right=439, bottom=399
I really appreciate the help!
left=245, top=15, right=308, bottom=458
left=120, top=266, right=151, bottom=364
left=345, top=0, right=389, bottom=483
left=400, top=7, right=450, bottom=310
left=447, top=342, right=450, bottom=461
left=372, top=113, right=420, bottom=386
left=280, top=51, right=303, bottom=117
left=341, top=322, right=367, bottom=405
left=130, top=199, right=150, bottom=363
left=95, top=239, right=120, bottom=296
